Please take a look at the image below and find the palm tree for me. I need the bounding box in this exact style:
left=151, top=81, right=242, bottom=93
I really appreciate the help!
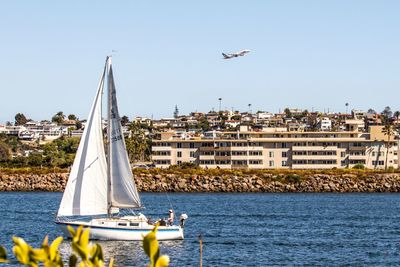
left=382, top=123, right=395, bottom=171
left=394, top=111, right=400, bottom=125
left=52, top=111, right=65, bottom=125
left=126, top=122, right=149, bottom=162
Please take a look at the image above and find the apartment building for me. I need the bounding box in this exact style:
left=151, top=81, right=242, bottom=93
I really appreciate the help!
left=152, top=126, right=399, bottom=169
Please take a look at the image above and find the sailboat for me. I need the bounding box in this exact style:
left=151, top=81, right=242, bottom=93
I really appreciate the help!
left=55, top=57, right=185, bottom=240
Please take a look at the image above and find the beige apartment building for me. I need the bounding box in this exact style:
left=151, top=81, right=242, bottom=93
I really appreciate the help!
left=152, top=126, right=399, bottom=169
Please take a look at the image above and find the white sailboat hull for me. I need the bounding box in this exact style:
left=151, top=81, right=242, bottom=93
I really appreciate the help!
left=56, top=216, right=184, bottom=241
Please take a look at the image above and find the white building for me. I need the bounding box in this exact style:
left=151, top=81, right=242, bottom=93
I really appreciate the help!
left=318, top=117, right=332, bottom=131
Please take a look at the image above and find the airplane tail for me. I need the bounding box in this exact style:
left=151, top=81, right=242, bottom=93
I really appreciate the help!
left=222, top=53, right=229, bottom=59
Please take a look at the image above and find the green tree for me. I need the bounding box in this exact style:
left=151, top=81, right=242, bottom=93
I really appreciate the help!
left=381, top=106, right=392, bottom=124
left=173, top=105, right=179, bottom=119
left=382, top=123, right=395, bottom=171
left=52, top=111, right=65, bottom=125
left=14, top=113, right=28, bottom=126
left=121, top=115, right=130, bottom=126
left=75, top=120, right=83, bottom=129
left=394, top=111, right=400, bottom=124
left=126, top=122, right=150, bottom=162
left=27, top=153, right=43, bottom=167
left=67, top=114, right=77, bottom=120
left=231, top=115, right=241, bottom=121
left=284, top=108, right=292, bottom=118
left=198, top=116, right=210, bottom=131
left=0, top=142, right=10, bottom=162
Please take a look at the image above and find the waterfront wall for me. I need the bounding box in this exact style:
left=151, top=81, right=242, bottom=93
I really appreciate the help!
left=1, top=172, right=400, bottom=192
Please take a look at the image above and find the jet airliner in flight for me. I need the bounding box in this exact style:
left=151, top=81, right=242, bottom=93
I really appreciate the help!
left=222, top=49, right=250, bottom=59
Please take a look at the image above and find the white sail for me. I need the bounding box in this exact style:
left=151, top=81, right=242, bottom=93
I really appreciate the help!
left=57, top=67, right=108, bottom=216
left=107, top=60, right=142, bottom=208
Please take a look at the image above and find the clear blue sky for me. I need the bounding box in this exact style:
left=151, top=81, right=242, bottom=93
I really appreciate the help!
left=1, top=0, right=399, bottom=123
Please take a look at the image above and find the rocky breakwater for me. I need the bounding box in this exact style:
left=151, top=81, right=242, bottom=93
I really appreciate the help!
left=1, top=171, right=400, bottom=192
left=0, top=173, right=68, bottom=191
left=136, top=173, right=400, bottom=193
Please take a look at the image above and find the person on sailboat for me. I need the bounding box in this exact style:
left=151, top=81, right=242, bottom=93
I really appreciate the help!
left=180, top=214, right=188, bottom=228
left=168, top=209, right=175, bottom=226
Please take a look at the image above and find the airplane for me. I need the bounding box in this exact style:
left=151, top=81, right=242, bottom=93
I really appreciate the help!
left=222, top=49, right=250, bottom=59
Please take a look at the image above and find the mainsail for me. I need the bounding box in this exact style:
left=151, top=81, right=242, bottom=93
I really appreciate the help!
left=57, top=57, right=141, bottom=217
left=57, top=66, right=108, bottom=216
left=107, top=59, right=142, bottom=209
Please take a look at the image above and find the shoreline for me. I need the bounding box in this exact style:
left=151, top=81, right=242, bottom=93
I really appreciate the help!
left=1, top=168, right=400, bottom=193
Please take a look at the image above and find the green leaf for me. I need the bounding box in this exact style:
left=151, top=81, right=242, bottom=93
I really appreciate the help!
left=143, top=224, right=160, bottom=266
left=31, top=248, right=48, bottom=262
left=79, top=228, right=90, bottom=249
left=69, top=254, right=78, bottom=267
left=71, top=243, right=87, bottom=261
left=49, top=236, right=63, bottom=260
left=67, top=226, right=76, bottom=237
left=12, top=237, right=31, bottom=264
left=42, top=235, right=49, bottom=247
left=91, top=243, right=104, bottom=262
left=13, top=245, right=30, bottom=265
left=0, top=246, right=8, bottom=263
left=155, top=255, right=170, bottom=267
left=108, top=257, right=115, bottom=267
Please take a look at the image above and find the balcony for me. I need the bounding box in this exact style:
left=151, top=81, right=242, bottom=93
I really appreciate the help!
left=349, top=146, right=368, bottom=151
left=199, top=155, right=215, bottom=160
left=214, top=156, right=231, bottom=161
left=152, top=146, right=172, bottom=151
left=292, top=154, right=338, bottom=160
left=292, top=164, right=337, bottom=169
left=292, top=146, right=338, bottom=151
left=349, top=154, right=366, bottom=160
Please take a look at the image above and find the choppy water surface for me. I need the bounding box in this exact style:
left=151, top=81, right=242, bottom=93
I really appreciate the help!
left=1, top=192, right=400, bottom=266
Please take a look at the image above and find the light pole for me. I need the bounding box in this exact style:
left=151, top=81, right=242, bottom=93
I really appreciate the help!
left=248, top=103, right=252, bottom=114
left=345, top=103, right=349, bottom=114
left=218, top=98, right=222, bottom=112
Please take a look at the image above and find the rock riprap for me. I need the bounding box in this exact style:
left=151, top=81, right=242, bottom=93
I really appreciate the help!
left=1, top=172, right=400, bottom=192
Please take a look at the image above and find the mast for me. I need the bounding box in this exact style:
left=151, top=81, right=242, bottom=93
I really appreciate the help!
left=106, top=56, right=112, bottom=217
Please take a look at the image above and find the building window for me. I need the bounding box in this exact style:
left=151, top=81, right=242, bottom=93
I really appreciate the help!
left=232, top=151, right=247, bottom=156
left=177, top=151, right=182, bottom=157
left=282, top=152, right=287, bottom=157
left=341, top=152, right=346, bottom=157
left=269, top=160, right=274, bottom=167
left=177, top=160, right=182, bottom=165
left=155, top=160, right=171, bottom=165
left=269, top=151, right=274, bottom=157
left=190, top=151, right=195, bottom=158
left=190, top=142, right=195, bottom=148
left=282, top=160, right=287, bottom=166
left=372, top=152, right=384, bottom=157
left=177, top=143, right=182, bottom=148
left=232, top=160, right=247, bottom=165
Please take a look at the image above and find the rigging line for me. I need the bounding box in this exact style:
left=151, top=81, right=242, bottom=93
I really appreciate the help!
left=164, top=190, right=175, bottom=213
left=69, top=157, right=99, bottom=183
left=84, top=157, right=99, bottom=172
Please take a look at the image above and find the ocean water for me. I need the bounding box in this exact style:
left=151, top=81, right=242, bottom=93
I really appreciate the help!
left=1, top=192, right=400, bottom=266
